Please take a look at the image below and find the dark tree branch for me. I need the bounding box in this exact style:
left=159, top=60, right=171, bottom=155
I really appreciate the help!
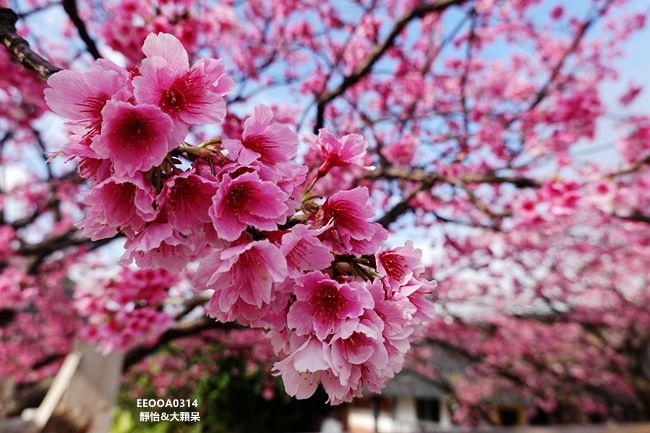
left=0, top=8, right=61, bottom=80
left=18, top=230, right=118, bottom=274
left=16, top=2, right=61, bottom=19
left=62, top=0, right=102, bottom=59
left=371, top=166, right=541, bottom=227
left=376, top=186, right=425, bottom=228
left=616, top=210, right=650, bottom=225
left=365, top=166, right=541, bottom=188
left=123, top=316, right=236, bottom=370
left=313, top=0, right=468, bottom=132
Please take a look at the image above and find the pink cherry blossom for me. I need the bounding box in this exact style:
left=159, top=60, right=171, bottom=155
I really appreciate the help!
left=209, top=171, right=289, bottom=241
left=195, top=240, right=288, bottom=322
left=316, top=186, right=387, bottom=255
left=381, top=133, right=417, bottom=166
left=316, top=129, right=370, bottom=176
left=13, top=0, right=650, bottom=421
left=79, top=307, right=174, bottom=354
left=94, top=101, right=182, bottom=177
left=0, top=268, right=29, bottom=309
left=0, top=226, right=15, bottom=260
left=44, top=59, right=130, bottom=136
left=133, top=33, right=233, bottom=129
left=223, top=105, right=298, bottom=166
left=272, top=338, right=329, bottom=399
left=120, top=216, right=198, bottom=272
left=74, top=268, right=178, bottom=353
left=376, top=241, right=424, bottom=287
left=79, top=173, right=156, bottom=239
left=113, top=268, right=178, bottom=307
left=324, top=313, right=390, bottom=404
left=157, top=169, right=218, bottom=235
left=287, top=271, right=373, bottom=341
left=279, top=224, right=334, bottom=276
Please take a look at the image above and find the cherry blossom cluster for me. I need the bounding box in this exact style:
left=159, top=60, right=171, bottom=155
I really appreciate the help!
left=0, top=258, right=78, bottom=384
left=45, top=32, right=434, bottom=403
left=97, top=0, right=221, bottom=65
left=512, top=179, right=581, bottom=227
left=269, top=256, right=434, bottom=404
left=0, top=47, right=48, bottom=128
left=74, top=268, right=178, bottom=353
left=0, top=267, right=33, bottom=310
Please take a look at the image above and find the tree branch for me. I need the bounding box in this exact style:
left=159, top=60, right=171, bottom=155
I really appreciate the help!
left=365, top=166, right=541, bottom=188
left=616, top=210, right=650, bottom=225
left=61, top=0, right=102, bottom=59
left=123, top=316, right=236, bottom=370
left=0, top=8, right=61, bottom=80
left=376, top=186, right=426, bottom=228
left=18, top=230, right=119, bottom=274
left=313, top=0, right=468, bottom=132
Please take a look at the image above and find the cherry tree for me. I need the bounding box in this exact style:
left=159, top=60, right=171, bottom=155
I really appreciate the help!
left=0, top=0, right=649, bottom=426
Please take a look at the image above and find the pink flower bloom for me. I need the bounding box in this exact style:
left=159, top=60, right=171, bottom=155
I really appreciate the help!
left=272, top=338, right=329, bottom=399
left=114, top=268, right=178, bottom=307
left=376, top=241, right=424, bottom=287
left=223, top=105, right=298, bottom=166
left=317, top=186, right=387, bottom=255
left=256, top=161, right=308, bottom=212
left=0, top=268, right=28, bottom=309
left=550, top=6, right=564, bottom=20
left=396, top=279, right=436, bottom=325
left=619, top=85, right=642, bottom=106
left=279, top=224, right=334, bottom=276
left=94, top=101, right=181, bottom=177
left=541, top=180, right=581, bottom=216
left=325, top=313, right=389, bottom=403
left=81, top=307, right=173, bottom=354
left=0, top=226, right=15, bottom=260
left=79, top=174, right=156, bottom=239
left=368, top=281, right=412, bottom=336
left=77, top=157, right=113, bottom=184
left=157, top=169, right=218, bottom=235
left=382, top=134, right=417, bottom=166
left=209, top=171, right=289, bottom=241
left=195, top=240, right=288, bottom=321
left=44, top=59, right=130, bottom=136
left=287, top=271, right=373, bottom=340
left=120, top=216, right=198, bottom=272
left=133, top=33, right=233, bottom=129
left=141, top=32, right=189, bottom=75
left=368, top=280, right=418, bottom=370
left=316, top=129, right=370, bottom=176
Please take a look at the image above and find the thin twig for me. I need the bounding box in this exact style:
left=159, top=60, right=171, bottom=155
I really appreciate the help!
left=61, top=0, right=102, bottom=59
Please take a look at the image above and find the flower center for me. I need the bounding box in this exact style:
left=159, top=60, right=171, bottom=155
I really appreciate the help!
left=381, top=253, right=407, bottom=279
left=315, top=283, right=342, bottom=314
left=116, top=113, right=153, bottom=147
left=160, top=86, right=186, bottom=113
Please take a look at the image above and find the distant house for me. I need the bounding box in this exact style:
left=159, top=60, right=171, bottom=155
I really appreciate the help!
left=342, top=370, right=453, bottom=433
left=339, top=349, right=529, bottom=432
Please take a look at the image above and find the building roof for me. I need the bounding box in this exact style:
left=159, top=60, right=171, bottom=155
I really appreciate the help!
left=381, top=370, right=448, bottom=398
